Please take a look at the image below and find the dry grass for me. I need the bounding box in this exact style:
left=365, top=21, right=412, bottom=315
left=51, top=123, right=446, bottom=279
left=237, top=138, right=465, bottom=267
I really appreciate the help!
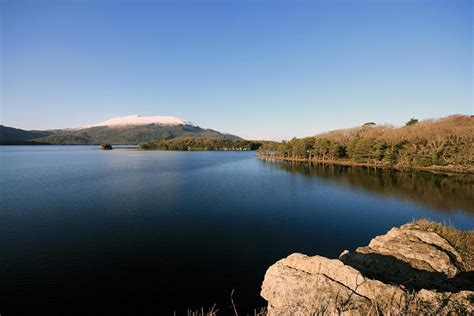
left=181, top=307, right=266, bottom=316
left=183, top=305, right=218, bottom=316
left=317, top=115, right=474, bottom=144
left=411, top=219, right=474, bottom=271
left=180, top=291, right=266, bottom=316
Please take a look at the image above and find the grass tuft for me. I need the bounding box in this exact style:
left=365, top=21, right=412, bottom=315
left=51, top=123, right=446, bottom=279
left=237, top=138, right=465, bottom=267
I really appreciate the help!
left=411, top=219, right=474, bottom=271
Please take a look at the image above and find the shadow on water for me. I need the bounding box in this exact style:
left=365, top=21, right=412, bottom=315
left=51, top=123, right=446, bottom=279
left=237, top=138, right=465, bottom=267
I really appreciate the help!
left=260, top=159, right=474, bottom=214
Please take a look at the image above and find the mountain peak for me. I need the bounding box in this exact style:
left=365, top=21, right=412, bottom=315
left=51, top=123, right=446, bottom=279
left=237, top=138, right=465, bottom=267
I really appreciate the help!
left=81, top=114, right=197, bottom=128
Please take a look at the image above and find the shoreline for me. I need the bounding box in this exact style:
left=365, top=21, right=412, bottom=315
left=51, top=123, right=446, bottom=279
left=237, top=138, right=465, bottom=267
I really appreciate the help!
left=256, top=154, right=474, bottom=175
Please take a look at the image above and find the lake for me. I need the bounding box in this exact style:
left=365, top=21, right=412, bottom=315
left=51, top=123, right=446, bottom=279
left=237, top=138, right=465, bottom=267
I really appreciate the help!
left=1, top=146, right=473, bottom=315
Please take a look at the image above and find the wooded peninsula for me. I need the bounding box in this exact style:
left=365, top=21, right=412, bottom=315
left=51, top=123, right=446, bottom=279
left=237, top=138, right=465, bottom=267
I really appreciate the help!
left=140, top=138, right=262, bottom=151
left=257, top=115, right=473, bottom=173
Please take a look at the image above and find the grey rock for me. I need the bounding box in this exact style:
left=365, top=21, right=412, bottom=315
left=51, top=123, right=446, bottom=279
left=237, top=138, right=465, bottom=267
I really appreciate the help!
left=261, top=224, right=474, bottom=315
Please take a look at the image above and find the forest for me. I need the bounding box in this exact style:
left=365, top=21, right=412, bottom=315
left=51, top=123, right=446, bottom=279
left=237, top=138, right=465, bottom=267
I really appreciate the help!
left=140, top=138, right=262, bottom=151
left=257, top=115, right=473, bottom=172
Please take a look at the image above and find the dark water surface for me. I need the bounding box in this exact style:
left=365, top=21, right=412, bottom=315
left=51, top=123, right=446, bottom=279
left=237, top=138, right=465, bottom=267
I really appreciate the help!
left=1, top=146, right=473, bottom=315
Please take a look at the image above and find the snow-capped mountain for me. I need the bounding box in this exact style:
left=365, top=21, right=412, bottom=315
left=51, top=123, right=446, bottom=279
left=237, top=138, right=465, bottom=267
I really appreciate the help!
left=81, top=114, right=197, bottom=128
left=1, top=114, right=242, bottom=144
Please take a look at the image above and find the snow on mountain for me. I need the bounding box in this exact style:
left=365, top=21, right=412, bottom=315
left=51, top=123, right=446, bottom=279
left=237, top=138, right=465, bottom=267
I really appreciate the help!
left=81, top=114, right=197, bottom=128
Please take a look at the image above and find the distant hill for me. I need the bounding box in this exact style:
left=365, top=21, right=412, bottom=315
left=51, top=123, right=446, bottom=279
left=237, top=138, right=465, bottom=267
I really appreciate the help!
left=0, top=126, right=54, bottom=144
left=34, top=124, right=240, bottom=144
left=0, top=115, right=241, bottom=145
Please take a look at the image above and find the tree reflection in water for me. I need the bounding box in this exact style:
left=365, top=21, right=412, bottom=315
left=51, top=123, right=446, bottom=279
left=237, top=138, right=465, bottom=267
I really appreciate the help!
left=261, top=160, right=474, bottom=213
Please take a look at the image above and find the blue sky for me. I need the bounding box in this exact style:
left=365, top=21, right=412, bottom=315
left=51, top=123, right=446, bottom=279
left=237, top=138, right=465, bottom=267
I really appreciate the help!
left=1, top=0, right=472, bottom=140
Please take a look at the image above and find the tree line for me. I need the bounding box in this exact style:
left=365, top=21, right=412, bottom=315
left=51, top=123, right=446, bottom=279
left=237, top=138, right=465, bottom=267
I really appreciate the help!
left=140, top=138, right=262, bottom=151
left=257, top=115, right=473, bottom=171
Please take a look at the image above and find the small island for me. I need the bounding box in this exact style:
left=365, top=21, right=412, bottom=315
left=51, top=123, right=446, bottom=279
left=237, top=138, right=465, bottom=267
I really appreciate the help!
left=100, top=144, right=113, bottom=150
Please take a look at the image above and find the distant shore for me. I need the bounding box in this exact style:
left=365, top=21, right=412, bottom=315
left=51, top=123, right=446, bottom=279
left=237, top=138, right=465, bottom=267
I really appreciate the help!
left=256, top=154, right=474, bottom=175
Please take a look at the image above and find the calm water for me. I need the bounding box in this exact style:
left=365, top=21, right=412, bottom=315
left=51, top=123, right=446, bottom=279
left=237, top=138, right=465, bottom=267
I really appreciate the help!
left=1, top=146, right=473, bottom=315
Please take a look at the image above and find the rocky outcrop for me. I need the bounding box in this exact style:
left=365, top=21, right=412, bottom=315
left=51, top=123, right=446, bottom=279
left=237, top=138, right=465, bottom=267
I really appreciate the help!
left=261, top=223, right=474, bottom=315
left=340, top=224, right=472, bottom=292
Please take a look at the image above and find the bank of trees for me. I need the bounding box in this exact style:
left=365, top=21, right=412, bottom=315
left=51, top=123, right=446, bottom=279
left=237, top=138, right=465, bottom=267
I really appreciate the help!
left=258, top=115, right=473, bottom=170
left=140, top=138, right=262, bottom=151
